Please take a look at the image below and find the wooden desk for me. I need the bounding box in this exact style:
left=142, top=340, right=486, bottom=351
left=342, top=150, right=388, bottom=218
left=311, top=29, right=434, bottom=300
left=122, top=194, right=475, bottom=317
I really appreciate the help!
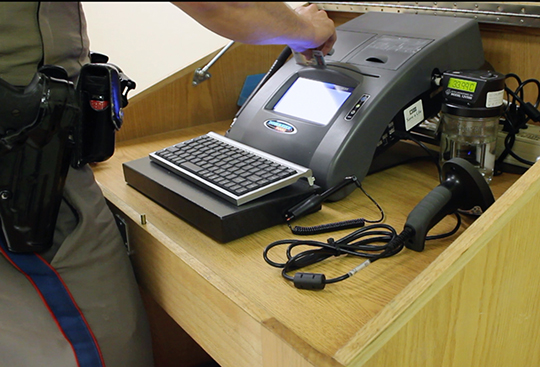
left=92, top=120, right=540, bottom=367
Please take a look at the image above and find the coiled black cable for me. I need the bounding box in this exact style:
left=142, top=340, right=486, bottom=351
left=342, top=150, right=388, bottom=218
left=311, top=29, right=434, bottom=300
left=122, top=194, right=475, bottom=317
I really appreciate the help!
left=495, top=74, right=540, bottom=171
left=288, top=218, right=366, bottom=236
left=287, top=177, right=385, bottom=235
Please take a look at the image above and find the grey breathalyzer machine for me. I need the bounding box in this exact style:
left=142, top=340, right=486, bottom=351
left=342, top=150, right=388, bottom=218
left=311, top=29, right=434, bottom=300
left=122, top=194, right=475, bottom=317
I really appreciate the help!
left=226, top=12, right=486, bottom=201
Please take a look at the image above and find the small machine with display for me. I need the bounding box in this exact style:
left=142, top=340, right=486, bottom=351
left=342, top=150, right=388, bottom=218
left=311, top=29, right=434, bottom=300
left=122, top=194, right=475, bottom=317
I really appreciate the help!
left=438, top=69, right=506, bottom=184
left=226, top=11, right=487, bottom=200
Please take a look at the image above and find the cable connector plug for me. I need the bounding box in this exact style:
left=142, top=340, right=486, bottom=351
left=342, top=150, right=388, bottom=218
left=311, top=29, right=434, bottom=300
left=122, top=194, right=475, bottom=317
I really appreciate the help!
left=284, top=194, right=324, bottom=222
left=284, top=176, right=360, bottom=222
left=522, top=102, right=540, bottom=122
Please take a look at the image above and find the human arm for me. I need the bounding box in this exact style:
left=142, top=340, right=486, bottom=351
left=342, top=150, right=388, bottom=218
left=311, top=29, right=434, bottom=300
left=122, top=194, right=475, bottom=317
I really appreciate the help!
left=171, top=2, right=336, bottom=55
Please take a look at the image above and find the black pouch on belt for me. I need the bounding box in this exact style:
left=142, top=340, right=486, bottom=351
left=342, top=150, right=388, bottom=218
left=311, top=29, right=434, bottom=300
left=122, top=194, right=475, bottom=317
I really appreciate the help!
left=71, top=58, right=135, bottom=168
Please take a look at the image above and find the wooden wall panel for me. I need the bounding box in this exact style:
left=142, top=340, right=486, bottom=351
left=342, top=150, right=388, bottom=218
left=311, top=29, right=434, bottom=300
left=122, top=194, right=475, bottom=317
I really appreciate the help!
left=118, top=44, right=285, bottom=142
left=480, top=23, right=540, bottom=97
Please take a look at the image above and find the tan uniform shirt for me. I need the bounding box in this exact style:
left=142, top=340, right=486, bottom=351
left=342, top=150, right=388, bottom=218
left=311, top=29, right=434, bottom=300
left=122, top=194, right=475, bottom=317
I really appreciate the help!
left=0, top=3, right=153, bottom=366
left=0, top=2, right=90, bottom=85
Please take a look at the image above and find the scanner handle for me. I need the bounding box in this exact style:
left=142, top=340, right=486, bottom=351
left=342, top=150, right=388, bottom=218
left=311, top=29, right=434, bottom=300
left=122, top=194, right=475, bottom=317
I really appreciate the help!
left=403, top=185, right=453, bottom=252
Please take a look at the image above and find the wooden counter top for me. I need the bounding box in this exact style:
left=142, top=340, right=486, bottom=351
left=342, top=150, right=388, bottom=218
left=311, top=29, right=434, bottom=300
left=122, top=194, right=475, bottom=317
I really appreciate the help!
left=92, top=119, right=534, bottom=367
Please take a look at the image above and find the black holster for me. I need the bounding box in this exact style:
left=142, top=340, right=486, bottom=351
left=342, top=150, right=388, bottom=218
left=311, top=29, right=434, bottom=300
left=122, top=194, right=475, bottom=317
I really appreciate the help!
left=0, top=73, right=78, bottom=253
left=0, top=56, right=135, bottom=253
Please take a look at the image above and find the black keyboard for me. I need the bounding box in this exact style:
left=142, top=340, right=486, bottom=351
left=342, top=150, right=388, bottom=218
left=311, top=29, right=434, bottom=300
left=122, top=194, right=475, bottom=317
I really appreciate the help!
left=149, top=132, right=314, bottom=205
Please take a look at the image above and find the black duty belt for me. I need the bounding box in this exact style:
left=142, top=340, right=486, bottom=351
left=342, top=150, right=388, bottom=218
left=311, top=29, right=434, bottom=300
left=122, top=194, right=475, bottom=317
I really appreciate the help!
left=0, top=58, right=135, bottom=253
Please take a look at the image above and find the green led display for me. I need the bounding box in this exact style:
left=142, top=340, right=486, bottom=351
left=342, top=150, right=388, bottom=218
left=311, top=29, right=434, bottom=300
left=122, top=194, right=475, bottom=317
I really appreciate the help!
left=448, top=77, right=477, bottom=92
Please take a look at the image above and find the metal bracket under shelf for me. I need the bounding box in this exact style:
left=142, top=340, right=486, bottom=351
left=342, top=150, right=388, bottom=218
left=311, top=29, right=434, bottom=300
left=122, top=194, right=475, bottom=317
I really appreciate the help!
left=311, top=2, right=540, bottom=28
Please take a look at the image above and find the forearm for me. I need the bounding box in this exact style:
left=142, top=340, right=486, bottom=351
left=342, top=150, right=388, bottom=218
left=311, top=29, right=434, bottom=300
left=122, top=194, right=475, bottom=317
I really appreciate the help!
left=172, top=2, right=331, bottom=52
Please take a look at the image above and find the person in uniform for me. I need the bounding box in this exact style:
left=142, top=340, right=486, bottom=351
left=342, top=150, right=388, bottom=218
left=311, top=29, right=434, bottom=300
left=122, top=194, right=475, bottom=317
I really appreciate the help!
left=0, top=2, right=336, bottom=366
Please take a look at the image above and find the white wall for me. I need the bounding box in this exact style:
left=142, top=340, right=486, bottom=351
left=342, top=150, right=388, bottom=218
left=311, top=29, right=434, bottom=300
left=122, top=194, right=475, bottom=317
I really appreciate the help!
left=82, top=2, right=229, bottom=96
left=83, top=2, right=305, bottom=96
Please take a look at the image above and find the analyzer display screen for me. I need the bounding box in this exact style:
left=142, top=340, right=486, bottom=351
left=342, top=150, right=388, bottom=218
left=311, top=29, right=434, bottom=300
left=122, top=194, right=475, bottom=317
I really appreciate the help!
left=448, top=77, right=478, bottom=93
left=272, top=77, right=354, bottom=126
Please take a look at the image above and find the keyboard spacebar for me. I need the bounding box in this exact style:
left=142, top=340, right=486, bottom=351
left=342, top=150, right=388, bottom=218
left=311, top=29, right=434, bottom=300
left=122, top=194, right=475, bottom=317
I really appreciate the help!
left=180, top=161, right=203, bottom=173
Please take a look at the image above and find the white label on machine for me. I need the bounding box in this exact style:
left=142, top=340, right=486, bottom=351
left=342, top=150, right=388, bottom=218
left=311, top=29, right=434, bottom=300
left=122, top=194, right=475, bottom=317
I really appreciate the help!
left=404, top=99, right=425, bottom=131
left=486, top=89, right=504, bottom=108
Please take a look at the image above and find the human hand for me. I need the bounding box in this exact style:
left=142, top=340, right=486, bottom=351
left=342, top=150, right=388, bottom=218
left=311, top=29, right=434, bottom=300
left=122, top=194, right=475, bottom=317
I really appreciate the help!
left=293, top=4, right=337, bottom=59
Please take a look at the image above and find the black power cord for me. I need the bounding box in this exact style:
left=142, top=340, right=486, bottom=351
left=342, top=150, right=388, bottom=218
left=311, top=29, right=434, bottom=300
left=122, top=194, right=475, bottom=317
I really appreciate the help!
left=264, top=172, right=462, bottom=290
left=495, top=74, right=540, bottom=172
left=263, top=223, right=402, bottom=290
left=393, top=129, right=443, bottom=181
left=263, top=213, right=461, bottom=290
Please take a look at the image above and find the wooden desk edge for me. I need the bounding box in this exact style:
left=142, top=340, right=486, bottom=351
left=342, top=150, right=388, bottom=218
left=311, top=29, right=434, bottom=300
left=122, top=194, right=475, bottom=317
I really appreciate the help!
left=334, top=160, right=540, bottom=366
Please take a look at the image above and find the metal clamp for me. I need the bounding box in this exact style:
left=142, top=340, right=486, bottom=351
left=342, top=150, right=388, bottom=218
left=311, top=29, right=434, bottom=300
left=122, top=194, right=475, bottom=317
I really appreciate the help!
left=192, top=41, right=235, bottom=86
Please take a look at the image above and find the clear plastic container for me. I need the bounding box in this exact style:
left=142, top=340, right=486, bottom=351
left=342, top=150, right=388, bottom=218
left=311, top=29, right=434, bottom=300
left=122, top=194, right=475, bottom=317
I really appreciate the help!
left=439, top=113, right=500, bottom=184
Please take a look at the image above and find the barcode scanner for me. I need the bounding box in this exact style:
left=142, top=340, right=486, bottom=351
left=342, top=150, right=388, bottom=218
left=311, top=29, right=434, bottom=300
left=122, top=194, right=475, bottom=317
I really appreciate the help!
left=404, top=157, right=495, bottom=252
